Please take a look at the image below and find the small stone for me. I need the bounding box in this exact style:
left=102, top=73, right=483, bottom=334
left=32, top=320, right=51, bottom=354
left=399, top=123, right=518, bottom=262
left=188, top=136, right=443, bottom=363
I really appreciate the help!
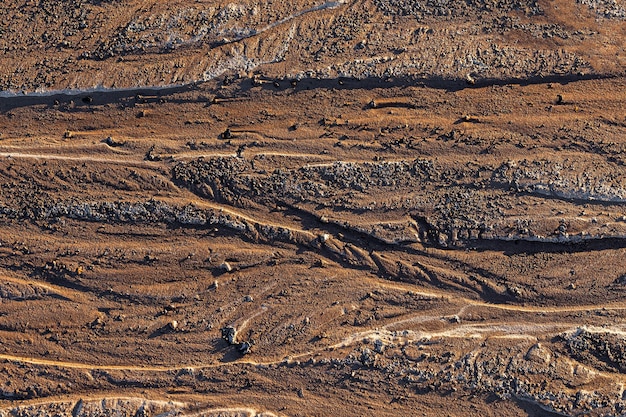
left=238, top=341, right=251, bottom=354
left=373, top=339, right=384, bottom=354
left=220, top=262, right=232, bottom=272
left=360, top=347, right=375, bottom=367
left=169, top=320, right=178, bottom=331
left=244, top=295, right=253, bottom=302
left=313, top=258, right=327, bottom=268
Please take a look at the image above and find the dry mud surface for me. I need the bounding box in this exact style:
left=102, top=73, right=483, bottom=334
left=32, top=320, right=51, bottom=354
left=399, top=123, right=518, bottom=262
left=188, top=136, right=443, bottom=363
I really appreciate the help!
left=1, top=0, right=626, bottom=416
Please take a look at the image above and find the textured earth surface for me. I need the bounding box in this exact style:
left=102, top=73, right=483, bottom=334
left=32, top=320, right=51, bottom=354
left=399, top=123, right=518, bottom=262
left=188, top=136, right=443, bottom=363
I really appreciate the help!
left=1, top=0, right=626, bottom=416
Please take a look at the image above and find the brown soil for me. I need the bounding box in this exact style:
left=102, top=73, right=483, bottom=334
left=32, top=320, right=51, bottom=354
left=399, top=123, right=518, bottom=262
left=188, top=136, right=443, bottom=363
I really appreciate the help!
left=1, top=0, right=626, bottom=416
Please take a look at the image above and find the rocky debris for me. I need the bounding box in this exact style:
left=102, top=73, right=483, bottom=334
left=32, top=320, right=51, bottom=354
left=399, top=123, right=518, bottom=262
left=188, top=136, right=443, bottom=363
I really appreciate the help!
left=0, top=281, right=52, bottom=301
left=144, top=145, right=162, bottom=161
left=359, top=347, right=376, bottom=367
left=373, top=339, right=385, bottom=354
left=168, top=155, right=626, bottom=249
left=172, top=156, right=439, bottom=212
left=221, top=325, right=252, bottom=355
left=559, top=327, right=626, bottom=373
left=103, top=136, right=124, bottom=147
left=238, top=341, right=252, bottom=355
left=0, top=0, right=612, bottom=93
left=492, top=157, right=626, bottom=203
left=220, top=262, right=233, bottom=273
left=577, top=0, right=626, bottom=18
left=0, top=397, right=182, bottom=417
left=343, top=331, right=626, bottom=416
left=3, top=151, right=622, bottom=262
left=221, top=128, right=233, bottom=139
left=90, top=2, right=269, bottom=60
left=373, top=0, right=542, bottom=20
left=221, top=326, right=237, bottom=345
left=4, top=152, right=626, bottom=257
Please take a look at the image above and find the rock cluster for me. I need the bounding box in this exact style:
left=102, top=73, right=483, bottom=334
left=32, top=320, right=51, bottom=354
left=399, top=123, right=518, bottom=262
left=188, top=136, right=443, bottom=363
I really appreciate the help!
left=341, top=330, right=626, bottom=416
left=560, top=327, right=626, bottom=373
left=172, top=155, right=626, bottom=248
left=373, top=0, right=542, bottom=20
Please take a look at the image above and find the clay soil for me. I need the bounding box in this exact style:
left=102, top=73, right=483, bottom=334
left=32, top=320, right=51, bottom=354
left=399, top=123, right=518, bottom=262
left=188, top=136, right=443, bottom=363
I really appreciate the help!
left=1, top=0, right=626, bottom=416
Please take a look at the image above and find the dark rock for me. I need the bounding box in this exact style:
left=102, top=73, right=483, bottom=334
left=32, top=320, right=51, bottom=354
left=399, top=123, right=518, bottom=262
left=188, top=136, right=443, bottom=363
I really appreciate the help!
left=237, top=341, right=251, bottom=355
left=221, top=326, right=237, bottom=345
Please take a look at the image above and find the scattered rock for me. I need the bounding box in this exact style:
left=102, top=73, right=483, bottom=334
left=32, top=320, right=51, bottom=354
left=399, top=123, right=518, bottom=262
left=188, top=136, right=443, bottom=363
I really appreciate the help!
left=103, top=136, right=124, bottom=147
left=373, top=339, right=384, bottom=353
left=360, top=347, right=376, bottom=367
left=221, top=128, right=233, bottom=139
left=221, top=326, right=237, bottom=345
left=237, top=341, right=251, bottom=355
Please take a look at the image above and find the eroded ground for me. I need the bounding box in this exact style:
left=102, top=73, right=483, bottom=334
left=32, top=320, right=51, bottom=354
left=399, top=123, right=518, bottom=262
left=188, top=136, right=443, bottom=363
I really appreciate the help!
left=1, top=0, right=626, bottom=415
left=0, top=75, right=624, bottom=416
